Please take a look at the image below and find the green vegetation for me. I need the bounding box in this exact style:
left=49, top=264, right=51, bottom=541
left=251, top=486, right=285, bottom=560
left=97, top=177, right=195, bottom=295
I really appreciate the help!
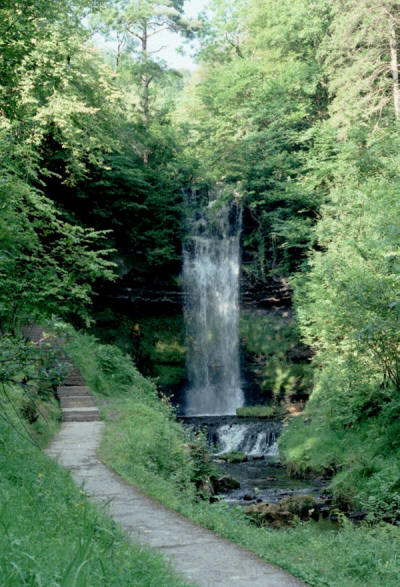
left=240, top=312, right=313, bottom=405
left=132, top=315, right=186, bottom=390
left=218, top=451, right=248, bottom=463
left=185, top=0, right=400, bottom=526
left=0, top=381, right=189, bottom=586
left=3, top=0, right=400, bottom=584
left=236, top=406, right=281, bottom=419
left=66, top=330, right=209, bottom=505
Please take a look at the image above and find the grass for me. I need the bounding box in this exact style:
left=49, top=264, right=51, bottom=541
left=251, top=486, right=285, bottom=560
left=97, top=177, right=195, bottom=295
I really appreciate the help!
left=0, top=382, right=191, bottom=587
left=65, top=329, right=400, bottom=587
left=280, top=411, right=400, bottom=520
left=236, top=405, right=282, bottom=419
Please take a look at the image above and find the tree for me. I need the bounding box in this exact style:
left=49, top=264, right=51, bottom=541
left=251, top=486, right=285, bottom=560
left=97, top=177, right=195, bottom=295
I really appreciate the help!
left=320, top=0, right=400, bottom=133
left=96, top=0, right=191, bottom=130
left=177, top=0, right=330, bottom=278
left=0, top=0, right=121, bottom=330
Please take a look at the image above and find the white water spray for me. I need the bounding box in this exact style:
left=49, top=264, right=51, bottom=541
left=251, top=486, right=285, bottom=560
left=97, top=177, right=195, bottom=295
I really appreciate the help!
left=183, top=189, right=244, bottom=416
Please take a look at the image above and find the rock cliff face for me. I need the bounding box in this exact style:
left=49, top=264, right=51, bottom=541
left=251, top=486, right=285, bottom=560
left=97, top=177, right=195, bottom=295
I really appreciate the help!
left=113, top=286, right=183, bottom=308
left=103, top=273, right=292, bottom=311
left=241, top=275, right=292, bottom=308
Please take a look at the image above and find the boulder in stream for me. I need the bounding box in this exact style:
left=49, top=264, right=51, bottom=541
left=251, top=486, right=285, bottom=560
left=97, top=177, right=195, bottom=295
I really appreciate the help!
left=219, top=451, right=248, bottom=463
left=212, top=475, right=241, bottom=493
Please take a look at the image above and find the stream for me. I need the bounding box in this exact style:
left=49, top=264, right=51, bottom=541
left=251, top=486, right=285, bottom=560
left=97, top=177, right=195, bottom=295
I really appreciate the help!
left=182, top=416, right=326, bottom=506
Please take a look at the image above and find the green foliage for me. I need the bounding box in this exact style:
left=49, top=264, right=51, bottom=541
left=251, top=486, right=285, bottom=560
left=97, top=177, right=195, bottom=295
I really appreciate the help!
left=97, top=353, right=400, bottom=586
left=131, top=315, right=186, bottom=387
left=178, top=0, right=329, bottom=277
left=280, top=132, right=400, bottom=518
left=319, top=0, right=400, bottom=133
left=66, top=328, right=400, bottom=586
left=0, top=334, right=64, bottom=393
left=0, top=1, right=121, bottom=330
left=65, top=329, right=209, bottom=503
left=240, top=312, right=313, bottom=402
left=0, top=167, right=116, bottom=329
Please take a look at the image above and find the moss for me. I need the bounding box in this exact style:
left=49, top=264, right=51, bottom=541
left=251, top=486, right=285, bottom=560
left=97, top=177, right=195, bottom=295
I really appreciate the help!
left=219, top=451, right=248, bottom=463
left=236, top=405, right=283, bottom=419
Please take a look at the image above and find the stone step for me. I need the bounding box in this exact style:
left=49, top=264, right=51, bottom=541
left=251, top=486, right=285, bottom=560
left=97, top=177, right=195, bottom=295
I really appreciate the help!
left=62, top=412, right=101, bottom=422
left=58, top=386, right=92, bottom=397
left=63, top=368, right=86, bottom=386
left=62, top=407, right=100, bottom=422
left=60, top=396, right=96, bottom=408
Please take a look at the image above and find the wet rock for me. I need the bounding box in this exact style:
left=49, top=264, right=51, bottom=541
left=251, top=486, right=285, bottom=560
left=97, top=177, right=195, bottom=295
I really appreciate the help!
left=212, top=475, right=241, bottom=493
left=349, top=510, right=367, bottom=521
left=242, top=493, right=256, bottom=501
left=244, top=502, right=296, bottom=528
left=279, top=495, right=319, bottom=520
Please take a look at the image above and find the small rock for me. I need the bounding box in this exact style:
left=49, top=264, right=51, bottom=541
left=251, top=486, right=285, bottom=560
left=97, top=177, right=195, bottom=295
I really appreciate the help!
left=242, top=494, right=256, bottom=501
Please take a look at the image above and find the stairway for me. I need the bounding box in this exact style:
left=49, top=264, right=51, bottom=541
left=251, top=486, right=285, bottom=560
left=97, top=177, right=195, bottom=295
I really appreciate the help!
left=58, top=368, right=100, bottom=422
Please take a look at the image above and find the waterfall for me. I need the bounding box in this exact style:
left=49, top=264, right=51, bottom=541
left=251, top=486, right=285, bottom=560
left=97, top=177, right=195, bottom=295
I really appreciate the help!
left=182, top=417, right=282, bottom=457
left=215, top=422, right=280, bottom=457
left=183, top=189, right=244, bottom=416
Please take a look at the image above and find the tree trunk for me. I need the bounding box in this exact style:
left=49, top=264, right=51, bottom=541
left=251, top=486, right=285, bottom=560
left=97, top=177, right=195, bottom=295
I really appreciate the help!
left=141, top=21, right=149, bottom=128
left=388, top=12, right=399, bottom=120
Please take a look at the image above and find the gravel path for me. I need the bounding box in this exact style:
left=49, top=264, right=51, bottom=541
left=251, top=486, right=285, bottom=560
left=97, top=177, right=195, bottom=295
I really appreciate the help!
left=46, top=421, right=305, bottom=587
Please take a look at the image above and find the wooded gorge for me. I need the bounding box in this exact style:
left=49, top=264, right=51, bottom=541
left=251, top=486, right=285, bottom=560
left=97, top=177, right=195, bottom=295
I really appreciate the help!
left=1, top=1, right=400, bottom=585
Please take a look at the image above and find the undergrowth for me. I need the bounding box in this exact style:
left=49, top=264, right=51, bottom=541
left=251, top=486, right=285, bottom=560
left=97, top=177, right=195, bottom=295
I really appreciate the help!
left=280, top=409, right=400, bottom=522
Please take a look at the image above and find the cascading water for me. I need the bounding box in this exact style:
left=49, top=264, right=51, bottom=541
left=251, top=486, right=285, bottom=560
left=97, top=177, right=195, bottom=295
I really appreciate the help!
left=183, top=189, right=244, bottom=416
left=182, top=416, right=281, bottom=457
left=216, top=422, right=280, bottom=457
